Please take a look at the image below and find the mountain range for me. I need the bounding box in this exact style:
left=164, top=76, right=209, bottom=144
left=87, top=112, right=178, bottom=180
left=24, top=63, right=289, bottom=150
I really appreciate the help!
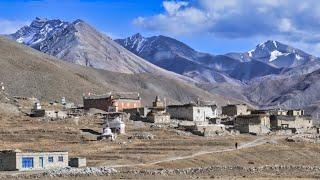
left=6, top=17, right=320, bottom=121
left=116, top=34, right=320, bottom=82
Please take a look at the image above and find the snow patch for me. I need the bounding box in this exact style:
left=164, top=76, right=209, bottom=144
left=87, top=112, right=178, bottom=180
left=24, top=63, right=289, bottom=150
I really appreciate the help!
left=248, top=49, right=254, bottom=57
left=269, top=50, right=283, bottom=62
left=295, top=54, right=303, bottom=60
left=272, top=41, right=278, bottom=48
left=16, top=33, right=35, bottom=44
left=258, top=42, right=265, bottom=49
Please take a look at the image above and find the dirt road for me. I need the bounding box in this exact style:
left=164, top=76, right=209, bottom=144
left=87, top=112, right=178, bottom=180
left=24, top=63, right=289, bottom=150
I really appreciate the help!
left=105, top=136, right=269, bottom=168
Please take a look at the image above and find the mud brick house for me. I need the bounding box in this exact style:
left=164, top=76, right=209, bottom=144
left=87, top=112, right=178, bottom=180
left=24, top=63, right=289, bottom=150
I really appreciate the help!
left=270, top=115, right=312, bottom=130
left=0, top=150, right=68, bottom=171
left=222, top=104, right=249, bottom=117
left=234, top=114, right=271, bottom=135
left=83, top=92, right=141, bottom=112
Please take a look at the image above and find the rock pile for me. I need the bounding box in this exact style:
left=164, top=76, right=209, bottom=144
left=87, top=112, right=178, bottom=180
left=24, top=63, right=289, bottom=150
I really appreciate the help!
left=42, top=167, right=117, bottom=177
left=126, top=165, right=320, bottom=176
left=169, top=129, right=192, bottom=136
left=150, top=124, right=163, bottom=129
left=129, top=132, right=154, bottom=140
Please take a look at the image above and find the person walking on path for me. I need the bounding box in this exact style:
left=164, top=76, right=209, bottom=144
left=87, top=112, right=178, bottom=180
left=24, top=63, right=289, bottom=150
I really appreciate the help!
left=235, top=142, right=238, bottom=149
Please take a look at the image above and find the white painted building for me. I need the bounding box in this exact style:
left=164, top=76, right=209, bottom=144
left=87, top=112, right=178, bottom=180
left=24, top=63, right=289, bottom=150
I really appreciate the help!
left=167, top=103, right=218, bottom=122
left=0, top=150, right=68, bottom=171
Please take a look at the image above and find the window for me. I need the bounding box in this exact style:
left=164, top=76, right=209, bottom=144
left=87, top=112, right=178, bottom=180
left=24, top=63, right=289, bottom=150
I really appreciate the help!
left=48, top=156, right=54, bottom=163
left=58, top=156, right=64, bottom=162
left=22, top=157, right=34, bottom=168
left=197, top=109, right=200, bottom=113
left=39, top=157, right=44, bottom=168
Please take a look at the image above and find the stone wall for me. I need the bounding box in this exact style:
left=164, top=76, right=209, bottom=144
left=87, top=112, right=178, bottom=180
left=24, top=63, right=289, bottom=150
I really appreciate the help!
left=147, top=113, right=170, bottom=124
left=236, top=124, right=269, bottom=135
left=167, top=106, right=194, bottom=121
left=235, top=115, right=270, bottom=128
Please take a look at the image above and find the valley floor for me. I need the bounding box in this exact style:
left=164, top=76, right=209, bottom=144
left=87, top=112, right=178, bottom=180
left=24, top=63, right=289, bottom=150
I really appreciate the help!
left=0, top=102, right=320, bottom=179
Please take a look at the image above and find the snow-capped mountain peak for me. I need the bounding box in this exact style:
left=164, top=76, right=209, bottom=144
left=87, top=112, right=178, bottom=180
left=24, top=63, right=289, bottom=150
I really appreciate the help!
left=9, top=17, right=69, bottom=47
left=122, top=33, right=147, bottom=53
left=247, top=40, right=316, bottom=68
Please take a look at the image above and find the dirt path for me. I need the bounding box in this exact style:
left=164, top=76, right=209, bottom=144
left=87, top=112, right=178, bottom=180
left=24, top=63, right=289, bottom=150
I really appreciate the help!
left=106, top=136, right=270, bottom=168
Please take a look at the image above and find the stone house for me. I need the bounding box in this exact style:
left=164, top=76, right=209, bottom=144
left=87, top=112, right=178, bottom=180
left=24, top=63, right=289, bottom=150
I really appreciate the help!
left=167, top=103, right=218, bottom=122
left=146, top=111, right=170, bottom=124
left=234, top=114, right=271, bottom=135
left=222, top=104, right=249, bottom=117
left=45, top=110, right=68, bottom=120
left=270, top=115, right=312, bottom=130
left=83, top=92, right=141, bottom=112
left=0, top=150, right=68, bottom=171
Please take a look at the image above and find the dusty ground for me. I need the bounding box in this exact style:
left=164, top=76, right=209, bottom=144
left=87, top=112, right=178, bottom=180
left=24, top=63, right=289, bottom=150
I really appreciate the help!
left=1, top=99, right=320, bottom=179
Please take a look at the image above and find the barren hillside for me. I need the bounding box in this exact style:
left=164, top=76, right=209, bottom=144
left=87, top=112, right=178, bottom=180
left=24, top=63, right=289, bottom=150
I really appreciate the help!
left=0, top=36, right=234, bottom=105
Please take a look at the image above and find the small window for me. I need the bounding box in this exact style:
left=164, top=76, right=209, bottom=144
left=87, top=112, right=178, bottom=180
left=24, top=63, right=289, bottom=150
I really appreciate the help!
left=197, top=109, right=200, bottom=113
left=58, top=156, right=64, bottom=162
left=48, top=156, right=54, bottom=163
left=22, top=157, right=34, bottom=168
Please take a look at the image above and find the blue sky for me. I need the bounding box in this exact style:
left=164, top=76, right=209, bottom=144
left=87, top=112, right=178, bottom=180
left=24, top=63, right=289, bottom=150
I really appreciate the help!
left=1, top=0, right=320, bottom=55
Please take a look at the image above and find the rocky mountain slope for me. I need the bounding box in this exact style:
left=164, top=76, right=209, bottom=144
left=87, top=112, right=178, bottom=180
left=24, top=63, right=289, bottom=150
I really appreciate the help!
left=7, top=18, right=194, bottom=84
left=244, top=70, right=320, bottom=121
left=0, top=36, right=234, bottom=105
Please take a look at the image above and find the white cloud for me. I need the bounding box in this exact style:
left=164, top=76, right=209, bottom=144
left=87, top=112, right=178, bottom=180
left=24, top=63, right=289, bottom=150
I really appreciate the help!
left=133, top=0, right=320, bottom=51
left=0, top=19, right=29, bottom=34
left=278, top=18, right=294, bottom=32
left=163, top=1, right=189, bottom=15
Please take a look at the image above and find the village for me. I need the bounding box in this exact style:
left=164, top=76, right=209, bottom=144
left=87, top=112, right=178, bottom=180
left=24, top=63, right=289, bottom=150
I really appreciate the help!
left=0, top=85, right=320, bottom=179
